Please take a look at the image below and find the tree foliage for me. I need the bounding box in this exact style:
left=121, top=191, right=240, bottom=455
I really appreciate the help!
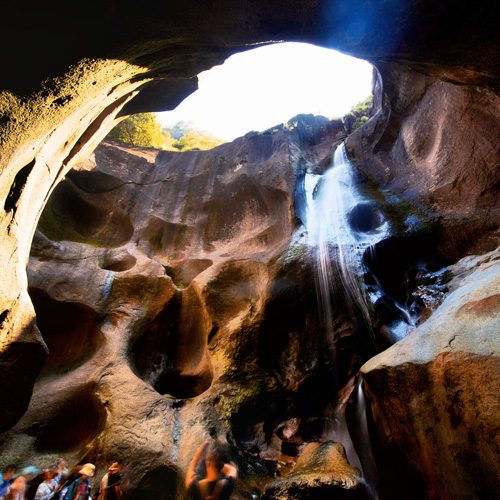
left=341, top=95, right=374, bottom=133
left=106, top=113, right=164, bottom=148
left=162, top=121, right=226, bottom=151
left=106, top=115, right=226, bottom=152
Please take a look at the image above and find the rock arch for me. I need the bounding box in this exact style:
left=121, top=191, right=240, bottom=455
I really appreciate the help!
left=2, top=2, right=500, bottom=498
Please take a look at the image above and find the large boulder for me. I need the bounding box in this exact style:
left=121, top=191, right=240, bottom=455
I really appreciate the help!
left=262, top=441, right=367, bottom=500
left=361, top=247, right=500, bottom=500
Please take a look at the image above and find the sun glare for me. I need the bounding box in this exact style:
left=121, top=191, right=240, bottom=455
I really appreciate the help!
left=156, top=42, right=373, bottom=141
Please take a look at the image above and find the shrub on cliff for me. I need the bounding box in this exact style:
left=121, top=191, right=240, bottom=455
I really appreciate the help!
left=162, top=121, right=226, bottom=151
left=106, top=116, right=226, bottom=151
left=341, top=95, right=373, bottom=133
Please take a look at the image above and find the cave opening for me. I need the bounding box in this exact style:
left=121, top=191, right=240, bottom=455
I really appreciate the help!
left=155, top=42, right=374, bottom=143
left=1, top=2, right=500, bottom=499
left=20, top=40, right=400, bottom=500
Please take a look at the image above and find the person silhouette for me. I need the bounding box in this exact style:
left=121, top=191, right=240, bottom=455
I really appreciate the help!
left=185, top=442, right=237, bottom=500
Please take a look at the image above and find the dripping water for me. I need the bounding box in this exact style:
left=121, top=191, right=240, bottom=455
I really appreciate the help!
left=171, top=403, right=181, bottom=461
left=103, top=271, right=115, bottom=301
left=353, top=381, right=379, bottom=499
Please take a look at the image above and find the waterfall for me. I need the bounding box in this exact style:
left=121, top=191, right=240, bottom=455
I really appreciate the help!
left=303, top=143, right=388, bottom=342
left=299, top=143, right=385, bottom=499
left=354, top=381, right=378, bottom=498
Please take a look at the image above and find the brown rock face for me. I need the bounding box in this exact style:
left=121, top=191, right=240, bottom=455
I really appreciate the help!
left=361, top=248, right=500, bottom=500
left=0, top=117, right=374, bottom=498
left=3, top=3, right=500, bottom=500
left=346, top=62, right=500, bottom=261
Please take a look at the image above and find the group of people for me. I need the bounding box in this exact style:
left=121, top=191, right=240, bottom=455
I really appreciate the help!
left=1, top=439, right=236, bottom=500
left=0, top=459, right=124, bottom=500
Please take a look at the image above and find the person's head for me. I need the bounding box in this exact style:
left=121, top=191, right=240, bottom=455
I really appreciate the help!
left=56, top=459, right=67, bottom=470
left=2, top=465, right=15, bottom=480
left=78, top=463, right=95, bottom=479
left=108, top=463, right=119, bottom=473
left=108, top=458, right=125, bottom=473
left=43, top=467, right=58, bottom=481
left=205, top=445, right=228, bottom=473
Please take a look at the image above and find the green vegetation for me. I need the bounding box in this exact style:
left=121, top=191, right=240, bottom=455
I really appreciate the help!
left=351, top=115, right=369, bottom=131
left=215, top=364, right=278, bottom=428
left=334, top=94, right=374, bottom=134
left=442, top=269, right=454, bottom=284
left=163, top=120, right=226, bottom=151
left=106, top=115, right=226, bottom=151
left=349, top=95, right=373, bottom=117
left=106, top=113, right=165, bottom=148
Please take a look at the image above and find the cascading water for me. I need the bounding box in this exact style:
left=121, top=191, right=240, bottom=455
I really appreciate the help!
left=303, top=143, right=388, bottom=343
left=297, top=142, right=387, bottom=499
left=354, top=381, right=379, bottom=499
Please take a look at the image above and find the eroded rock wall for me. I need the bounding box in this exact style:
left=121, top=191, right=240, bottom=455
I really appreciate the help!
left=0, top=117, right=373, bottom=499
left=346, top=62, right=500, bottom=261
left=3, top=3, right=500, bottom=500
left=343, top=60, right=500, bottom=500
left=361, top=248, right=500, bottom=500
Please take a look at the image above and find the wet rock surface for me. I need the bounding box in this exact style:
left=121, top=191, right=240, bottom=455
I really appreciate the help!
left=262, top=442, right=367, bottom=500
left=346, top=62, right=500, bottom=262
left=5, top=106, right=500, bottom=499
left=3, top=4, right=500, bottom=498
left=362, top=247, right=500, bottom=500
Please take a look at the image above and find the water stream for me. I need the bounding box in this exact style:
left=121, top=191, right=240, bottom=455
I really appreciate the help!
left=297, top=143, right=386, bottom=498
left=103, top=271, right=115, bottom=301
left=171, top=405, right=181, bottom=461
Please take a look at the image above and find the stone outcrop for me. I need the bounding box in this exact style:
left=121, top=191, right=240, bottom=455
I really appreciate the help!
left=346, top=62, right=500, bottom=262
left=361, top=247, right=500, bottom=500
left=262, top=442, right=366, bottom=500
left=3, top=6, right=500, bottom=411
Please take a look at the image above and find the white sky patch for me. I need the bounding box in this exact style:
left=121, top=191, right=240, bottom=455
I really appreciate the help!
left=156, top=42, right=373, bottom=141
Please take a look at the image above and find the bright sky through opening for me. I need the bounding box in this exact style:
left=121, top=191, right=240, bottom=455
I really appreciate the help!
left=156, top=42, right=373, bottom=141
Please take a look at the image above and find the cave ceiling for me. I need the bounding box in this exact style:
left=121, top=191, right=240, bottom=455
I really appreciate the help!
left=2, top=0, right=499, bottom=98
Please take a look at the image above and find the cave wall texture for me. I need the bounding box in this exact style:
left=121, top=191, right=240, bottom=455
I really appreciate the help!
left=2, top=1, right=500, bottom=499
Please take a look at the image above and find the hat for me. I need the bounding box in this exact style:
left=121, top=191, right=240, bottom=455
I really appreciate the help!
left=18, top=466, right=40, bottom=477
left=78, top=464, right=95, bottom=477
